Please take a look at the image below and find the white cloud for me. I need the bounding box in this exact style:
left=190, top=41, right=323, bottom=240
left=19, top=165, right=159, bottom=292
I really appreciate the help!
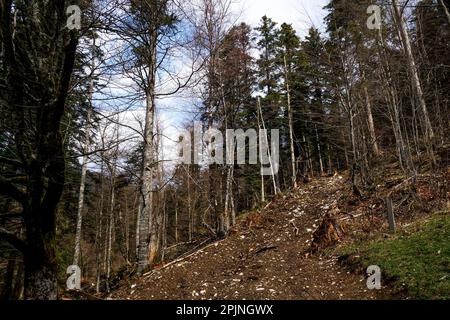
left=234, top=0, right=329, bottom=36
left=86, top=1, right=330, bottom=174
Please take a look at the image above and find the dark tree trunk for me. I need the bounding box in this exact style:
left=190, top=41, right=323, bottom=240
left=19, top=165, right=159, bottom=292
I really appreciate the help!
left=22, top=199, right=60, bottom=300
left=24, top=260, right=58, bottom=300
left=1, top=256, right=16, bottom=300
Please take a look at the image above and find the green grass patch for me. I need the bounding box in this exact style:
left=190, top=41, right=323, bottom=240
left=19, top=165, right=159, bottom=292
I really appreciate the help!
left=340, top=213, right=450, bottom=299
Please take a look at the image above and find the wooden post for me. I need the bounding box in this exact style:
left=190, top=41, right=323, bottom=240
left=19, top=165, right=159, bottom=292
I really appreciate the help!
left=385, top=197, right=396, bottom=233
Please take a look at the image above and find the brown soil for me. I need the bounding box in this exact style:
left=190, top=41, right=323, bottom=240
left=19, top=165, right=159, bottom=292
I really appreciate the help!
left=110, top=175, right=400, bottom=300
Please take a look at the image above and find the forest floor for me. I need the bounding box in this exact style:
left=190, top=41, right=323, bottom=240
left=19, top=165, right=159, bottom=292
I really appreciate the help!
left=109, top=163, right=450, bottom=300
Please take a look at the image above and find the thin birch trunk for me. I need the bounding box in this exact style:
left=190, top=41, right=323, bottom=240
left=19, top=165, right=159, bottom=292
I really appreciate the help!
left=391, top=0, right=434, bottom=145
left=256, top=103, right=265, bottom=202
left=224, top=165, right=233, bottom=229
left=187, top=171, right=192, bottom=242
left=377, top=28, right=415, bottom=175
left=106, top=120, right=119, bottom=292
left=155, top=123, right=165, bottom=257
left=94, top=166, right=104, bottom=293
left=175, top=202, right=178, bottom=244
left=230, top=186, right=236, bottom=226
left=315, top=124, right=324, bottom=176
left=105, top=201, right=114, bottom=293
left=327, top=145, right=332, bottom=175
left=73, top=37, right=95, bottom=266
left=257, top=97, right=279, bottom=194
left=135, top=196, right=142, bottom=260
left=161, top=192, right=167, bottom=262
left=73, top=107, right=91, bottom=267
left=124, top=195, right=130, bottom=264
left=283, top=54, right=297, bottom=188
left=361, top=71, right=379, bottom=156
left=96, top=149, right=105, bottom=293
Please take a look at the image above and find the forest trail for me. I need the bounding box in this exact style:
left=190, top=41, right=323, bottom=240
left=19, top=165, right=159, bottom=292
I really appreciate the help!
left=110, top=175, right=396, bottom=300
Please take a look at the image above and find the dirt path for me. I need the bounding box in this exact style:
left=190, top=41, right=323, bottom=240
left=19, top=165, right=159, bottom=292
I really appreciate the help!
left=110, top=176, right=394, bottom=300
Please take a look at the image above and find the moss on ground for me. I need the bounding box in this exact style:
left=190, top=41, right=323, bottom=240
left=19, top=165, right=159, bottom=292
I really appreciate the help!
left=339, top=212, right=450, bottom=299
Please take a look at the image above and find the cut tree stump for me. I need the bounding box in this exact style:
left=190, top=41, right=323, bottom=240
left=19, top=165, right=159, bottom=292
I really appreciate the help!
left=309, top=204, right=345, bottom=252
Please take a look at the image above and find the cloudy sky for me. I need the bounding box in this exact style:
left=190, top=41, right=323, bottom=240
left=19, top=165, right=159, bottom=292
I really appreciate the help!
left=92, top=0, right=331, bottom=172
left=155, top=0, right=332, bottom=126
left=235, top=0, right=329, bottom=35
left=157, top=0, right=331, bottom=164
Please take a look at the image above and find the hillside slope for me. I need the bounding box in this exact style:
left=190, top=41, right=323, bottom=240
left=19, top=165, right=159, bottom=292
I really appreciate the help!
left=110, top=175, right=401, bottom=300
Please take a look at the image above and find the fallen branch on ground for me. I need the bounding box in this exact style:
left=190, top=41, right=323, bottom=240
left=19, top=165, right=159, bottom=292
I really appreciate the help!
left=253, top=245, right=277, bottom=255
left=143, top=238, right=226, bottom=278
